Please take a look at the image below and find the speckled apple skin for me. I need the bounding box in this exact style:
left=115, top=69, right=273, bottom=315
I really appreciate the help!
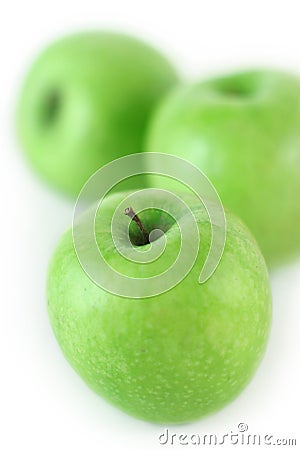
left=145, top=70, right=300, bottom=266
left=47, top=192, right=271, bottom=424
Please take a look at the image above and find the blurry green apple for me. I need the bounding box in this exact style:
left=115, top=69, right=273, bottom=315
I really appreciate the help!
left=47, top=190, right=271, bottom=423
left=16, top=31, right=178, bottom=196
left=145, top=70, right=300, bottom=265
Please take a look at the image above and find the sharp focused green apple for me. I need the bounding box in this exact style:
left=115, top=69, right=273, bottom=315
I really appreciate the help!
left=145, top=70, right=300, bottom=265
left=16, top=31, right=178, bottom=195
left=47, top=190, right=271, bottom=423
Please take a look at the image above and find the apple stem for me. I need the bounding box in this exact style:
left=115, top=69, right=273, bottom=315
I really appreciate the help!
left=124, top=207, right=149, bottom=245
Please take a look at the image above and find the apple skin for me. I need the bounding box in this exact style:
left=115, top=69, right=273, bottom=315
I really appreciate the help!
left=145, top=70, right=300, bottom=265
left=47, top=190, right=271, bottom=423
left=16, top=31, right=178, bottom=196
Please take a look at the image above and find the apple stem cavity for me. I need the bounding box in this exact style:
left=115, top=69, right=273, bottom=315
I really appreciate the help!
left=124, top=207, right=149, bottom=245
left=43, top=90, right=61, bottom=125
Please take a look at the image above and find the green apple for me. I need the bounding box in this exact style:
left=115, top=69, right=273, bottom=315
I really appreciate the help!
left=145, top=70, right=300, bottom=265
left=47, top=190, right=271, bottom=423
left=16, top=31, right=178, bottom=196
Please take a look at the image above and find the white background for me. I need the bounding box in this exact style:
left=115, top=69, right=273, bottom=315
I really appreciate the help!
left=1, top=1, right=300, bottom=449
